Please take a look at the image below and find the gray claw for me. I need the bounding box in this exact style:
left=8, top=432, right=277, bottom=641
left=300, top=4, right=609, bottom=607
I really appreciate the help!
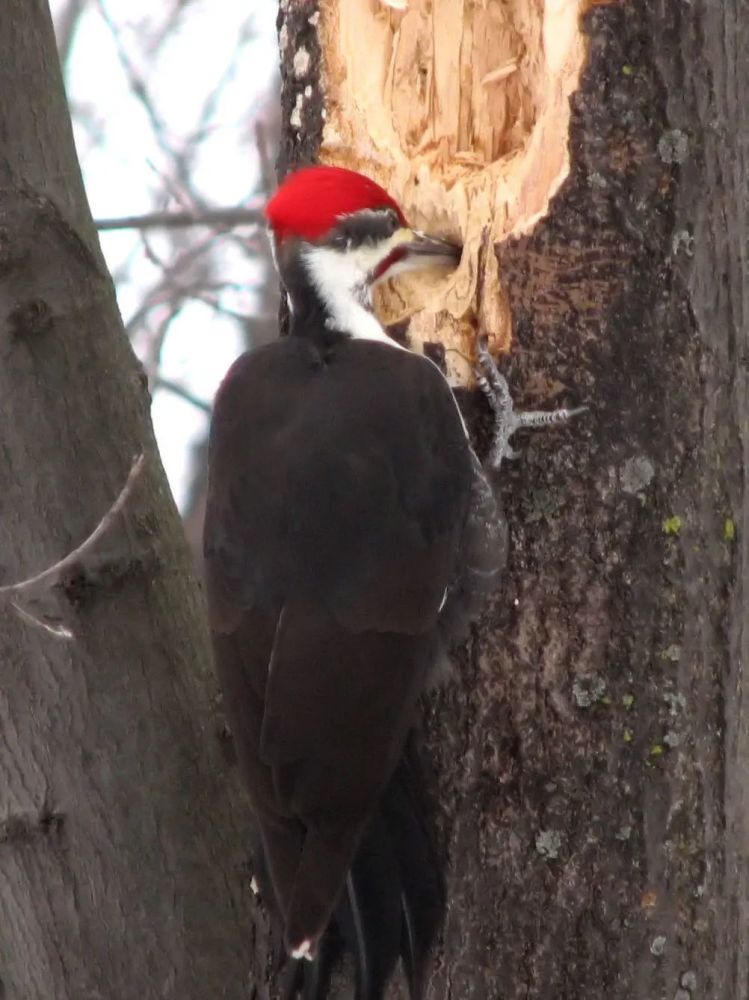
left=475, top=346, right=586, bottom=472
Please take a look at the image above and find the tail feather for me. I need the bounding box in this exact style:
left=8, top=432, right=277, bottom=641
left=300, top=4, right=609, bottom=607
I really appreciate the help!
left=283, top=932, right=339, bottom=1000
left=290, top=736, right=444, bottom=999
left=380, top=741, right=445, bottom=1000
left=337, top=816, right=402, bottom=999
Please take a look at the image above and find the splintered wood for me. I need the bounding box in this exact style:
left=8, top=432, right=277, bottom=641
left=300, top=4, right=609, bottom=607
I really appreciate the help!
left=317, top=0, right=591, bottom=383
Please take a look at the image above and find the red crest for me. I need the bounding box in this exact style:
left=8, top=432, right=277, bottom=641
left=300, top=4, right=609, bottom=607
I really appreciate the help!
left=265, top=165, right=407, bottom=243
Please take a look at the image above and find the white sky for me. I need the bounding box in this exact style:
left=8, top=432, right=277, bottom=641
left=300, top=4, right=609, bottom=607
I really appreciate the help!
left=52, top=0, right=279, bottom=506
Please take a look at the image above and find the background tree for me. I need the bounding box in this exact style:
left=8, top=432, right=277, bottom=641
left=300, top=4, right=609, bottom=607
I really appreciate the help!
left=50, top=0, right=282, bottom=559
left=0, top=2, right=259, bottom=997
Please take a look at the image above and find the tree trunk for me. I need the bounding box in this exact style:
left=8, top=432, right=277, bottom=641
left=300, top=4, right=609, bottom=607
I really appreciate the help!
left=0, top=3, right=259, bottom=997
left=278, top=1, right=748, bottom=998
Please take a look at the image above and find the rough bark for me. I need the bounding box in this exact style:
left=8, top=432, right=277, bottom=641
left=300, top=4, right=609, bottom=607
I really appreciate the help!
left=0, top=3, right=257, bottom=998
left=277, top=1, right=748, bottom=998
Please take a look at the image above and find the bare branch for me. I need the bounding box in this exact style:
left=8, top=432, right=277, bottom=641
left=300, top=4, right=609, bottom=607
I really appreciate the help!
left=139, top=307, right=181, bottom=386
left=55, top=0, right=89, bottom=72
left=96, top=1, right=181, bottom=184
left=255, top=122, right=276, bottom=199
left=0, top=454, right=146, bottom=599
left=95, top=207, right=263, bottom=232
left=155, top=377, right=212, bottom=415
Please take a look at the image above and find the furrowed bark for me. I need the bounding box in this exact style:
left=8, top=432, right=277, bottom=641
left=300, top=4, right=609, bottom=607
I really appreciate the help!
left=278, top=1, right=748, bottom=997
left=0, top=2, right=259, bottom=997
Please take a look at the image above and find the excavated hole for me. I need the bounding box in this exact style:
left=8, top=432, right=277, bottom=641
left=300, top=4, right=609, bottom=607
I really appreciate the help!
left=318, top=0, right=593, bottom=383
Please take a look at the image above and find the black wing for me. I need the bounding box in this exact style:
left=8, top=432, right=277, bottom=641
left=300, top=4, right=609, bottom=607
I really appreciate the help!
left=204, top=335, right=472, bottom=946
left=204, top=336, right=472, bottom=641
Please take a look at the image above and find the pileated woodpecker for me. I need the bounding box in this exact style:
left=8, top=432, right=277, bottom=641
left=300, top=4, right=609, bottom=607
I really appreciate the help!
left=204, top=165, right=506, bottom=999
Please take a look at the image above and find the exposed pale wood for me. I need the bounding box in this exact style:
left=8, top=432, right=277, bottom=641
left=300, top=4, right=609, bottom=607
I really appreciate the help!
left=317, top=0, right=594, bottom=383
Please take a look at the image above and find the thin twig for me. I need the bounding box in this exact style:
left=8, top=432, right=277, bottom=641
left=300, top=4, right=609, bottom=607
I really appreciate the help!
left=96, top=0, right=189, bottom=192
left=140, top=307, right=180, bottom=387
left=155, top=378, right=212, bottom=415
left=55, top=0, right=89, bottom=72
left=95, top=207, right=263, bottom=232
left=0, top=454, right=146, bottom=599
left=124, top=229, right=219, bottom=337
left=255, top=122, right=275, bottom=199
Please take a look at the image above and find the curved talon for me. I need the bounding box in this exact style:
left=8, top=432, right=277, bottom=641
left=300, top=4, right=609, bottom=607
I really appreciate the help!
left=475, top=346, right=586, bottom=472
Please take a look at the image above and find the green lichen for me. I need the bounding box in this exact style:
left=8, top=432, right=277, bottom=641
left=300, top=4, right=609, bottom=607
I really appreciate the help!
left=621, top=64, right=634, bottom=76
left=622, top=693, right=635, bottom=709
left=724, top=517, right=736, bottom=541
left=658, top=128, right=689, bottom=164
left=650, top=935, right=667, bottom=956
left=525, top=487, right=563, bottom=524
left=621, top=455, right=655, bottom=494
left=649, top=744, right=664, bottom=758
left=572, top=676, right=607, bottom=708
left=663, top=515, right=683, bottom=535
left=664, top=691, right=687, bottom=715
left=535, top=829, right=563, bottom=860
left=659, top=644, right=681, bottom=663
left=623, top=729, right=633, bottom=744
left=672, top=229, right=695, bottom=258
left=681, top=971, right=697, bottom=991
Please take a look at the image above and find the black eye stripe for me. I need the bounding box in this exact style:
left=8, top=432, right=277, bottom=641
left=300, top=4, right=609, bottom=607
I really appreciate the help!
left=326, top=208, right=400, bottom=249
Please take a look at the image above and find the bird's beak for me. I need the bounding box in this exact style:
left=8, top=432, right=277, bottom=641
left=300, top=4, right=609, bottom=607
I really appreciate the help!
left=371, top=227, right=462, bottom=284
left=399, top=228, right=462, bottom=267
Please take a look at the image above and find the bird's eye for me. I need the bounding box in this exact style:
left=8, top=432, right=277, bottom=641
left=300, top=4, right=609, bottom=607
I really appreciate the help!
left=382, top=208, right=400, bottom=234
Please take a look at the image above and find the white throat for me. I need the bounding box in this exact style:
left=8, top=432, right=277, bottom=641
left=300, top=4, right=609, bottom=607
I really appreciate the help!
left=301, top=245, right=403, bottom=348
left=300, top=242, right=468, bottom=440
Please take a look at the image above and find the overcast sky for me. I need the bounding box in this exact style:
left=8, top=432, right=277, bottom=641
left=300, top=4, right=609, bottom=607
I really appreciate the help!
left=52, top=0, right=279, bottom=505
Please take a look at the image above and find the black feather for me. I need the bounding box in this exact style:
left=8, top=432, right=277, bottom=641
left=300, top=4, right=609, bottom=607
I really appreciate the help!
left=382, top=740, right=445, bottom=1000
left=338, top=816, right=402, bottom=999
left=285, top=737, right=444, bottom=1000
left=283, top=932, right=339, bottom=1000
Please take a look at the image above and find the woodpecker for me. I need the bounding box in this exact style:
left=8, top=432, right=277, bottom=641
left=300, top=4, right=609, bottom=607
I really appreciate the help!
left=204, top=165, right=505, bottom=999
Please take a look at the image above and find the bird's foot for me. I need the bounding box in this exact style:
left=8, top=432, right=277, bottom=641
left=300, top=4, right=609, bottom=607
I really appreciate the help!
left=475, top=340, right=587, bottom=472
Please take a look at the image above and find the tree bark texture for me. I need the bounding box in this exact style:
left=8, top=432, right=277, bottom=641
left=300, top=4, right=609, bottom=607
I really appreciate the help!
left=0, top=2, right=258, bottom=997
left=278, top=1, right=748, bottom=998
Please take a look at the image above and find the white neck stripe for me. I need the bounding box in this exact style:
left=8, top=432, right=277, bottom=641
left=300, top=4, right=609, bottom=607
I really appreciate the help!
left=301, top=244, right=405, bottom=349
left=299, top=245, right=467, bottom=436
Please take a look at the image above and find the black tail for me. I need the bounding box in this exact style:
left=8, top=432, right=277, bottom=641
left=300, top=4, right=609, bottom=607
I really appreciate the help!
left=283, top=737, right=445, bottom=1000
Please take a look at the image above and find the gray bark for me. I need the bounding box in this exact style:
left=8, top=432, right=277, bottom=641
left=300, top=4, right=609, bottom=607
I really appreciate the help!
left=0, top=2, right=258, bottom=998
left=3, top=0, right=741, bottom=997
left=277, top=1, right=748, bottom=998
